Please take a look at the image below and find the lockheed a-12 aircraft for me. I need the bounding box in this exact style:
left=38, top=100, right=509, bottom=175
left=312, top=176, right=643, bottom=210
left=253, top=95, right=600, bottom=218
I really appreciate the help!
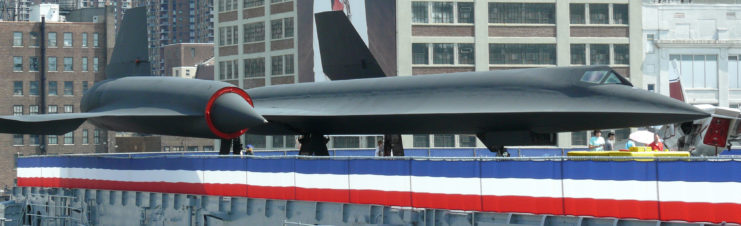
left=0, top=10, right=708, bottom=156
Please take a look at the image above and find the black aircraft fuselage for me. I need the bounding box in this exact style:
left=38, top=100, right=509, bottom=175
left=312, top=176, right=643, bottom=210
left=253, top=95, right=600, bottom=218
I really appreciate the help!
left=247, top=66, right=706, bottom=137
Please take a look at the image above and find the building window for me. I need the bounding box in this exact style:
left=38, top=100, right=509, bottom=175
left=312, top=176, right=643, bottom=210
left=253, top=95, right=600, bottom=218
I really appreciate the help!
left=413, top=134, right=429, bottom=147
left=434, top=134, right=455, bottom=147
left=244, top=0, right=263, bottom=8
left=13, top=32, right=22, bottom=46
left=613, top=44, right=629, bottom=65
left=670, top=54, right=718, bottom=89
left=63, top=32, right=73, bottom=47
left=82, top=129, right=89, bottom=144
left=82, top=81, right=89, bottom=93
left=12, top=105, right=23, bottom=116
left=94, top=129, right=101, bottom=144
left=246, top=134, right=266, bottom=148
left=412, top=43, right=429, bottom=64
left=49, top=81, right=58, bottom=96
left=29, top=81, right=39, bottom=96
left=29, top=105, right=38, bottom=115
left=332, top=136, right=360, bottom=148
left=13, top=81, right=23, bottom=96
left=489, top=44, right=556, bottom=65
left=13, top=134, right=23, bottom=146
left=458, top=43, right=474, bottom=65
left=271, top=19, right=283, bottom=40
left=590, top=44, right=609, bottom=65
left=271, top=56, right=283, bottom=75
left=48, top=135, right=58, bottom=145
left=412, top=2, right=428, bottom=23
left=571, top=44, right=586, bottom=65
left=64, top=132, right=74, bottom=144
left=187, top=146, right=199, bottom=152
left=64, top=81, right=74, bottom=95
left=589, top=4, right=609, bottom=24
left=459, top=135, right=477, bottom=147
left=433, top=43, right=454, bottom=64
left=489, top=3, right=555, bottom=24
left=13, top=56, right=22, bottom=72
left=30, top=135, right=40, bottom=145
left=284, top=18, right=294, bottom=38
left=571, top=131, right=587, bottom=146
left=30, top=32, right=39, bottom=47
left=218, top=25, right=239, bottom=46
left=570, top=4, right=585, bottom=24
left=203, top=146, right=214, bottom=151
left=64, top=57, right=73, bottom=71
left=431, top=2, right=453, bottom=23
left=49, top=57, right=57, bottom=71
left=64, top=105, right=73, bottom=113
left=93, top=57, right=99, bottom=72
left=571, top=4, right=627, bottom=25
left=243, top=22, right=265, bottom=43
left=613, top=4, right=628, bottom=24
left=285, top=54, right=294, bottom=74
left=458, top=2, right=474, bottom=23
left=218, top=0, right=238, bottom=12
left=48, top=105, right=58, bottom=114
left=93, top=33, right=99, bottom=47
left=244, top=58, right=265, bottom=77
left=219, top=60, right=239, bottom=80
left=82, top=32, right=88, bottom=47
left=29, top=57, right=39, bottom=71
left=81, top=57, right=88, bottom=72
left=48, top=32, right=57, bottom=47
left=413, top=2, right=473, bottom=24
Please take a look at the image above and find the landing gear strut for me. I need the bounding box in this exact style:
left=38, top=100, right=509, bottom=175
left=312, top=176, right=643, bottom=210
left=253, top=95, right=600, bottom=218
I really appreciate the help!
left=298, top=133, right=330, bottom=156
left=218, top=138, right=243, bottom=155
left=383, top=134, right=405, bottom=156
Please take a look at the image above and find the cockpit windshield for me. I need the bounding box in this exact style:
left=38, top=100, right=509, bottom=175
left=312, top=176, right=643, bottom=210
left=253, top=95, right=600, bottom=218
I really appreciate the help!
left=603, top=72, right=623, bottom=84
left=580, top=71, right=608, bottom=84
left=580, top=70, right=632, bottom=86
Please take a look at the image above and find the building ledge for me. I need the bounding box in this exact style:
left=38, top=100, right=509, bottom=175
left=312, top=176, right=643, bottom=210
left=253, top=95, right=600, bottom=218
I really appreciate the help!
left=655, top=40, right=741, bottom=47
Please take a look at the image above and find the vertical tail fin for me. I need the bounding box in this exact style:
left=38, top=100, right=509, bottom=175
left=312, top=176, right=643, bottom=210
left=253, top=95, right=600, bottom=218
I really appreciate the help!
left=669, top=60, right=686, bottom=102
left=314, top=11, right=385, bottom=80
left=105, top=6, right=151, bottom=79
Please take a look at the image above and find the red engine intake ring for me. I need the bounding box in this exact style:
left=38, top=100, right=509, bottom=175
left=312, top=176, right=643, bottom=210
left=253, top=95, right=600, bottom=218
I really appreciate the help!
left=204, top=87, right=254, bottom=139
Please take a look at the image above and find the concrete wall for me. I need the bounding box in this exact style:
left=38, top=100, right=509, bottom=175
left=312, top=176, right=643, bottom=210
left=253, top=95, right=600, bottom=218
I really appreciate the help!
left=643, top=3, right=741, bottom=107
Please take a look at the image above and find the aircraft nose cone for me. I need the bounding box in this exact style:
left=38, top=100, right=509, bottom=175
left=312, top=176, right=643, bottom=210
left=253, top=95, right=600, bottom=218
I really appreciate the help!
left=598, top=86, right=709, bottom=126
left=210, top=93, right=266, bottom=133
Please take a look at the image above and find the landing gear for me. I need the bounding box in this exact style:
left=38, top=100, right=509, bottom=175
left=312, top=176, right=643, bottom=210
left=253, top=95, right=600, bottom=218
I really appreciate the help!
left=232, top=138, right=242, bottom=155
left=219, top=139, right=231, bottom=155
left=298, top=133, right=330, bottom=156
left=218, top=138, right=243, bottom=155
left=383, top=134, right=405, bottom=156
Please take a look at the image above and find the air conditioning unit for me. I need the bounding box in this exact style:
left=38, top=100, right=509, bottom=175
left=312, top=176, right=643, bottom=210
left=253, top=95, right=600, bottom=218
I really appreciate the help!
left=92, top=16, right=98, bottom=23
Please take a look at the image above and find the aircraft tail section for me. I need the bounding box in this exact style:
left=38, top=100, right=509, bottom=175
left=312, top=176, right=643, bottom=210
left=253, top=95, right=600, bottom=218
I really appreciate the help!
left=314, top=11, right=386, bottom=80
left=105, top=6, right=151, bottom=79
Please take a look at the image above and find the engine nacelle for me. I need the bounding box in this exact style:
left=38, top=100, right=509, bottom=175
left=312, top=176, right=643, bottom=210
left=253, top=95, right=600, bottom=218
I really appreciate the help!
left=80, top=77, right=265, bottom=139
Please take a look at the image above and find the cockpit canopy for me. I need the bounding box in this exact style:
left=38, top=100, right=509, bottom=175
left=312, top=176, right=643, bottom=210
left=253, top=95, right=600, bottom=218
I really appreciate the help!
left=580, top=70, right=633, bottom=86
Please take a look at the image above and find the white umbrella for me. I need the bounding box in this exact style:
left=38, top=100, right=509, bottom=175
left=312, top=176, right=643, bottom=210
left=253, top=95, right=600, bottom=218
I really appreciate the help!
left=629, top=130, right=654, bottom=144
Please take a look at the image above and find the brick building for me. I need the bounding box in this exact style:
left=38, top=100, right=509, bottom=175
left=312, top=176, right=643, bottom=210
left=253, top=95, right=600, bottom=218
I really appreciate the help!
left=0, top=8, right=115, bottom=188
left=146, top=0, right=214, bottom=76
left=214, top=0, right=643, bottom=149
left=162, top=43, right=213, bottom=78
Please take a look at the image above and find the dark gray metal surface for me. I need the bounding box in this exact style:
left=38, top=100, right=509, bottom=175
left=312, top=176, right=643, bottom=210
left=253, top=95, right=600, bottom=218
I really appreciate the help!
left=0, top=77, right=265, bottom=138
left=315, top=11, right=386, bottom=80
left=105, top=6, right=151, bottom=79
left=246, top=66, right=708, bottom=135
